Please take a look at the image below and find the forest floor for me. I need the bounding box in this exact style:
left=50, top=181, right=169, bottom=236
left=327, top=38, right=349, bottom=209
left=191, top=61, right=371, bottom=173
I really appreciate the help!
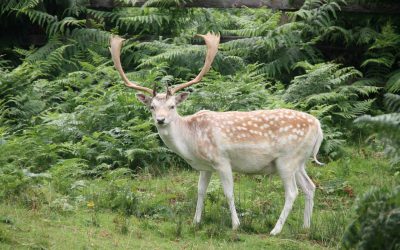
left=1, top=148, right=398, bottom=249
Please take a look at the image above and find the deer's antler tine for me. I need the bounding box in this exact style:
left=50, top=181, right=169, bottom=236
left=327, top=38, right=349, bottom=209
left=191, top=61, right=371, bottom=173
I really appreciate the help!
left=171, top=32, right=220, bottom=94
left=110, top=36, right=153, bottom=95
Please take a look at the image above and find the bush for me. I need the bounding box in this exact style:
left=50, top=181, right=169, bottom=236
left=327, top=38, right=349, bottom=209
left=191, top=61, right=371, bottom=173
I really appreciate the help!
left=342, top=186, right=400, bottom=250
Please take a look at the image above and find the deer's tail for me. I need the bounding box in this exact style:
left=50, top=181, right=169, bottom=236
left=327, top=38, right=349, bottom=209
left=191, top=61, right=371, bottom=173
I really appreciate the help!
left=312, top=121, right=324, bottom=166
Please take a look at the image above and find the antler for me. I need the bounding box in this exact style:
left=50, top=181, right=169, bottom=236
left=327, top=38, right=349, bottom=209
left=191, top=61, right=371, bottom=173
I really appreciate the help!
left=109, top=36, right=153, bottom=95
left=170, top=32, right=220, bottom=94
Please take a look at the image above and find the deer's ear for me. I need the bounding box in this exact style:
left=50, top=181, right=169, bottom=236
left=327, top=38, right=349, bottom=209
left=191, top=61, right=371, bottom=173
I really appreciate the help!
left=175, top=92, right=190, bottom=105
left=136, top=94, right=152, bottom=106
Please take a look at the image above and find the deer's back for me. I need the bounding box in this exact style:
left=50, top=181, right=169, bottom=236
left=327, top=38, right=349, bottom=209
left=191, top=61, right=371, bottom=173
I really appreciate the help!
left=184, top=109, right=320, bottom=171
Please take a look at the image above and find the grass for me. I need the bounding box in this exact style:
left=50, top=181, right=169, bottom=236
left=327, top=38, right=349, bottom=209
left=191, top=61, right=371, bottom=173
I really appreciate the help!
left=0, top=148, right=398, bottom=249
left=0, top=204, right=328, bottom=250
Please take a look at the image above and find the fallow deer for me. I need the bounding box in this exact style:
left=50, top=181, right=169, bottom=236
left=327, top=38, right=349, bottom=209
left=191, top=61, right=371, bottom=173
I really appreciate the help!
left=110, top=33, right=323, bottom=235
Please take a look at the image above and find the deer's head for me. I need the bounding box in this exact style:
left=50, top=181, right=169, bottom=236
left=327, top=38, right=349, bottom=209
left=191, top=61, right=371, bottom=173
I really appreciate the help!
left=109, top=33, right=220, bottom=126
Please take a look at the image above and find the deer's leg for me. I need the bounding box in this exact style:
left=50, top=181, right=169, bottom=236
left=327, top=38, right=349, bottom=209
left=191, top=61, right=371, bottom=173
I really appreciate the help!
left=193, top=171, right=212, bottom=224
left=216, top=163, right=240, bottom=230
left=270, top=159, right=299, bottom=235
left=295, top=166, right=316, bottom=228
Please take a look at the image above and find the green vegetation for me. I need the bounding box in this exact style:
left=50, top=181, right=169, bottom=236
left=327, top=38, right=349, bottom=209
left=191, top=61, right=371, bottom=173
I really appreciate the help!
left=1, top=150, right=398, bottom=249
left=342, top=186, right=400, bottom=249
left=0, top=0, right=399, bottom=249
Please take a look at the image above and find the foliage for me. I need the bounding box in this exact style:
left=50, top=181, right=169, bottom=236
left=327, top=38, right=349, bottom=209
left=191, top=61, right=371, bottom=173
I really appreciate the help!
left=0, top=58, right=176, bottom=176
left=342, top=186, right=400, bottom=250
left=355, top=93, right=400, bottom=167
left=220, top=0, right=345, bottom=79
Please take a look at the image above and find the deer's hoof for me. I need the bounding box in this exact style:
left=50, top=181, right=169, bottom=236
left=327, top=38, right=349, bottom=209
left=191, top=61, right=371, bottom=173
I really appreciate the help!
left=232, top=220, right=240, bottom=231
left=270, top=226, right=283, bottom=236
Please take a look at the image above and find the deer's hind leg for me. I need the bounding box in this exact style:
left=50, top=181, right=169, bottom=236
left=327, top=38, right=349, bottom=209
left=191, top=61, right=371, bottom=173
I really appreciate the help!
left=295, top=165, right=316, bottom=228
left=270, top=156, right=300, bottom=235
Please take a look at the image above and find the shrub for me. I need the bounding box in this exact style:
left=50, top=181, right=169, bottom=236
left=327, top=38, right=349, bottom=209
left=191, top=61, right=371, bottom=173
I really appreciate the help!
left=342, top=186, right=400, bottom=250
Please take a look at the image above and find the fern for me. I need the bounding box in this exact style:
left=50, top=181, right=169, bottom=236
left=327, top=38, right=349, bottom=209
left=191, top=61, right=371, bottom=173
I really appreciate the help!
left=65, top=0, right=88, bottom=16
left=220, top=0, right=345, bottom=78
left=361, top=23, right=400, bottom=79
left=0, top=0, right=41, bottom=15
left=387, top=70, right=400, bottom=93
left=20, top=8, right=58, bottom=27
left=342, top=186, right=400, bottom=250
left=47, top=17, right=86, bottom=36
left=355, top=93, right=400, bottom=166
left=385, top=93, right=400, bottom=112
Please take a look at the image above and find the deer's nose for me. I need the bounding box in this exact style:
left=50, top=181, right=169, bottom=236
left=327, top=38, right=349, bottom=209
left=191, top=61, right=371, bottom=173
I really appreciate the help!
left=156, top=117, right=165, bottom=124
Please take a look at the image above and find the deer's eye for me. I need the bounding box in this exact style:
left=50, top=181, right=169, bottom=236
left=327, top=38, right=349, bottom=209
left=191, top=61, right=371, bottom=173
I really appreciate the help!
left=169, top=105, right=175, bottom=110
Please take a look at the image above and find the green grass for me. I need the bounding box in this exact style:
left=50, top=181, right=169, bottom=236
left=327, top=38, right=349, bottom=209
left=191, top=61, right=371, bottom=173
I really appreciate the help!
left=1, top=148, right=398, bottom=249
left=0, top=204, right=328, bottom=250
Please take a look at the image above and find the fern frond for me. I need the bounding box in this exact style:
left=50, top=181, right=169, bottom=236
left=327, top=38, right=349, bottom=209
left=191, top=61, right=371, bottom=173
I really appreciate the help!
left=140, top=0, right=185, bottom=8
left=47, top=17, right=85, bottom=36
left=355, top=113, right=400, bottom=133
left=387, top=70, right=400, bottom=93
left=40, top=45, right=72, bottom=75
left=20, top=8, right=57, bottom=27
left=64, top=0, right=87, bottom=16
left=384, top=93, right=400, bottom=113
left=117, top=14, right=171, bottom=30
left=86, top=8, right=119, bottom=22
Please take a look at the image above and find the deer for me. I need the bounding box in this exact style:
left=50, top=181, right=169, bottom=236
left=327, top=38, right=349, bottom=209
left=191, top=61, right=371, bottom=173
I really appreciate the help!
left=109, top=33, right=324, bottom=235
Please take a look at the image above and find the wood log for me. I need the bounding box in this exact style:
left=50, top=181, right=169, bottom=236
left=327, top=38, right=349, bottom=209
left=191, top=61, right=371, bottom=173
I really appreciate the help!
left=88, top=0, right=400, bottom=14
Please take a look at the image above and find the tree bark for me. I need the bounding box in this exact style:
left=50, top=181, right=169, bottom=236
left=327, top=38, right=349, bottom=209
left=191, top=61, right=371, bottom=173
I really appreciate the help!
left=88, top=0, right=400, bottom=14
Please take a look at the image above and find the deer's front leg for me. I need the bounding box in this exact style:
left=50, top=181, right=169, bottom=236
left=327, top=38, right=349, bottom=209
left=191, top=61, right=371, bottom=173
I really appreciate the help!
left=193, top=171, right=212, bottom=225
left=216, top=163, right=240, bottom=230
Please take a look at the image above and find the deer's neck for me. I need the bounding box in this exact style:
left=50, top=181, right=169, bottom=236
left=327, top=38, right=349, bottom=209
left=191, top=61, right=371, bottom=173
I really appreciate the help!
left=156, top=116, right=194, bottom=160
